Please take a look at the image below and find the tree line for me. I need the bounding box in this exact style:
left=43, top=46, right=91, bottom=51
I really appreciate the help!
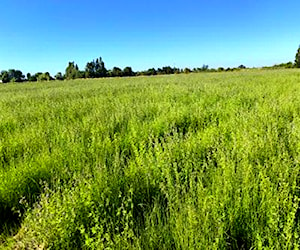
left=0, top=62, right=249, bottom=83
left=1, top=47, right=300, bottom=83
left=0, top=57, right=213, bottom=83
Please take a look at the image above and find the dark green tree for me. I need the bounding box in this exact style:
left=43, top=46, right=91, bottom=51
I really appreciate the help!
left=1, top=71, right=9, bottom=83
left=95, top=57, right=107, bottom=77
left=65, top=62, right=80, bottom=80
left=184, top=68, right=191, bottom=74
left=137, top=68, right=157, bottom=76
left=159, top=66, right=174, bottom=74
left=55, top=72, right=64, bottom=80
left=111, top=67, right=123, bottom=77
left=37, top=72, right=51, bottom=81
left=295, top=46, right=300, bottom=68
left=123, top=67, right=134, bottom=77
left=202, top=64, right=209, bottom=71
left=7, top=69, right=24, bottom=82
left=85, top=61, right=96, bottom=78
left=85, top=57, right=107, bottom=78
left=148, top=68, right=157, bottom=75
left=0, top=69, right=24, bottom=82
left=35, top=72, right=43, bottom=80
left=27, top=73, right=37, bottom=82
left=173, top=67, right=181, bottom=74
left=26, top=73, right=31, bottom=81
left=286, top=62, right=294, bottom=68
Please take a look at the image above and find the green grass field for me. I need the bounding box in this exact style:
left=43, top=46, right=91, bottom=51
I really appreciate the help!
left=1, top=69, right=300, bottom=249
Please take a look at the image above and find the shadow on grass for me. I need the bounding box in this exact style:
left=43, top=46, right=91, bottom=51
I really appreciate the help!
left=0, top=167, right=53, bottom=236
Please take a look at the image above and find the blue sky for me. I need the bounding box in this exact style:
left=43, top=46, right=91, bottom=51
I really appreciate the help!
left=0, top=0, right=299, bottom=75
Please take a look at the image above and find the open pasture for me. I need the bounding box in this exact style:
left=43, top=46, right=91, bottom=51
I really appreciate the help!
left=1, top=70, right=300, bottom=249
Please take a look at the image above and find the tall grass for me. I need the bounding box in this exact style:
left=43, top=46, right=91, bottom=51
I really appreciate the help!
left=1, top=69, right=300, bottom=249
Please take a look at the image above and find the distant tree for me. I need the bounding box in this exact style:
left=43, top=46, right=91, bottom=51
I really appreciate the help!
left=146, top=68, right=157, bottom=75
left=85, top=61, right=96, bottom=78
left=162, top=66, right=174, bottom=74
left=35, top=72, right=43, bottom=80
left=85, top=57, right=107, bottom=78
left=218, top=67, right=224, bottom=72
left=7, top=69, right=24, bottom=82
left=27, top=72, right=39, bottom=82
left=123, top=67, right=134, bottom=77
left=111, top=67, right=123, bottom=77
left=201, top=65, right=209, bottom=71
left=65, top=62, right=80, bottom=80
left=16, top=70, right=25, bottom=82
left=1, top=71, right=9, bottom=83
left=27, top=73, right=38, bottom=82
left=26, top=73, right=31, bottom=81
left=8, top=69, right=16, bottom=82
left=77, top=71, right=85, bottom=78
left=238, top=65, right=246, bottom=69
left=173, top=67, right=181, bottom=74
left=95, top=57, right=107, bottom=77
left=295, top=46, right=300, bottom=68
left=184, top=68, right=191, bottom=74
left=46, top=72, right=52, bottom=80
left=286, top=61, right=294, bottom=68
left=0, top=69, right=25, bottom=83
left=157, top=66, right=170, bottom=75
left=270, top=62, right=295, bottom=69
left=107, top=69, right=113, bottom=77
left=55, top=72, right=64, bottom=80
left=37, top=72, right=52, bottom=81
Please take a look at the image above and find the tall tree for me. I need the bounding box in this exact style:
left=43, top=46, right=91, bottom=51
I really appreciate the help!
left=26, top=73, right=31, bottom=81
left=85, top=61, right=96, bottom=78
left=85, top=57, right=107, bottom=78
left=95, top=57, right=107, bottom=77
left=295, top=46, right=300, bottom=68
left=65, top=62, right=80, bottom=80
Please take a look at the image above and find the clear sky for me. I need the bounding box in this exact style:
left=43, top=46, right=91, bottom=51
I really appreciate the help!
left=0, top=0, right=299, bottom=75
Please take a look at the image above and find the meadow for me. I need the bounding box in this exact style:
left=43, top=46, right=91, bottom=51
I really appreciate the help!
left=1, top=69, right=300, bottom=249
